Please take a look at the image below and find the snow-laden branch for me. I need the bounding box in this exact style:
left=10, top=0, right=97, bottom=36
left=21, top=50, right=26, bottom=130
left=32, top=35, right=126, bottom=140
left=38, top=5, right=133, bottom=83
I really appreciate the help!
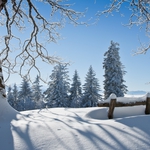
left=97, top=0, right=150, bottom=54
left=0, top=0, right=85, bottom=82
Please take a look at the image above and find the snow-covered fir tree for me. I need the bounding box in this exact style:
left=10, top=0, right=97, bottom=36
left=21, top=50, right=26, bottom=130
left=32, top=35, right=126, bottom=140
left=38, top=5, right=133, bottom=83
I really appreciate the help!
left=7, top=86, right=14, bottom=108
left=32, top=75, right=43, bottom=109
left=103, top=41, right=128, bottom=99
left=18, top=77, right=34, bottom=111
left=44, top=64, right=70, bottom=107
left=82, top=66, right=102, bottom=107
left=12, top=84, right=19, bottom=110
left=69, top=70, right=82, bottom=108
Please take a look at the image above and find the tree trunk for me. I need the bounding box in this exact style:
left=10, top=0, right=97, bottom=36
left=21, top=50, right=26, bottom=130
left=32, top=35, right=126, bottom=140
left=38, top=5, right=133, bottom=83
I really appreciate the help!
left=0, top=0, right=7, bottom=12
left=0, top=60, right=6, bottom=97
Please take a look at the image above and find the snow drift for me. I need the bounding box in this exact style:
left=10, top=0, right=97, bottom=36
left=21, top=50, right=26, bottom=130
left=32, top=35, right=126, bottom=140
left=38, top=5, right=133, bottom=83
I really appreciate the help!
left=0, top=94, right=150, bottom=150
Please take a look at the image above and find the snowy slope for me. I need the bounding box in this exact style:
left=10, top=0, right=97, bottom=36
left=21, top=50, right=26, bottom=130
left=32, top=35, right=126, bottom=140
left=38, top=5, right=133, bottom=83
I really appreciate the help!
left=0, top=96, right=150, bottom=150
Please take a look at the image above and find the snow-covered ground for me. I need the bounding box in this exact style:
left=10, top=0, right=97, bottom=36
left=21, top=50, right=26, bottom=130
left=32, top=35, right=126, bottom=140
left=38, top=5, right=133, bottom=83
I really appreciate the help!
left=0, top=95, right=150, bottom=150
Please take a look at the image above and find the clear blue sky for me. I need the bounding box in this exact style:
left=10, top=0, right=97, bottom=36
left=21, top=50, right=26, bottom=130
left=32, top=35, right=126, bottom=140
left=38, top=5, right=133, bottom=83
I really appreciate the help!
left=5, top=0, right=150, bottom=92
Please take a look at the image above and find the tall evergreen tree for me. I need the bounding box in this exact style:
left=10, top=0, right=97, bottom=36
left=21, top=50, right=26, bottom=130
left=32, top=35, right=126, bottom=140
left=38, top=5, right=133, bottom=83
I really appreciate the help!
left=69, top=70, right=82, bottom=108
left=18, top=77, right=34, bottom=111
left=44, top=64, right=70, bottom=107
left=32, top=75, right=43, bottom=109
left=103, top=41, right=128, bottom=99
left=82, top=66, right=102, bottom=107
left=12, top=84, right=19, bottom=110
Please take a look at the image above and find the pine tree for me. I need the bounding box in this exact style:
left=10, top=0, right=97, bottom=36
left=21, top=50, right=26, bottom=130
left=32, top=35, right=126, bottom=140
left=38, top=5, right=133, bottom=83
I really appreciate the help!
left=103, top=41, right=128, bottom=99
left=18, top=77, right=34, bottom=111
left=69, top=70, right=82, bottom=108
left=32, top=75, right=43, bottom=109
left=44, top=64, right=70, bottom=107
left=7, top=86, right=14, bottom=108
left=82, top=66, right=102, bottom=107
left=12, top=84, right=19, bottom=110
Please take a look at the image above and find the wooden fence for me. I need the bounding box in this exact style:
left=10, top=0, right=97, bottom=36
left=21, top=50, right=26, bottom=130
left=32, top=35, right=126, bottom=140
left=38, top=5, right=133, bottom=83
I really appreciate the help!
left=98, top=93, right=150, bottom=119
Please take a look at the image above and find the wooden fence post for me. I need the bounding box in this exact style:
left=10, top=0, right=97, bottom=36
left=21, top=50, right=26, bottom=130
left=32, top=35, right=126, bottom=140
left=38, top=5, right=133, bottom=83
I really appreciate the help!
left=108, top=94, right=116, bottom=119
left=145, top=93, right=150, bottom=114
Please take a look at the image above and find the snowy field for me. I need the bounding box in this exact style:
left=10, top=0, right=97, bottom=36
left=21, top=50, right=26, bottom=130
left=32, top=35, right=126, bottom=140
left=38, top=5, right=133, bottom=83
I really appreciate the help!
left=0, top=95, right=150, bottom=150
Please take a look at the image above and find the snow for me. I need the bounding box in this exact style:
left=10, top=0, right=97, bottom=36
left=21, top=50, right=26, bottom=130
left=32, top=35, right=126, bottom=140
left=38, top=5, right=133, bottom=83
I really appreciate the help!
left=0, top=94, right=19, bottom=122
left=104, top=93, right=148, bottom=104
left=109, top=93, right=116, bottom=99
left=147, top=92, right=150, bottom=98
left=0, top=95, right=150, bottom=150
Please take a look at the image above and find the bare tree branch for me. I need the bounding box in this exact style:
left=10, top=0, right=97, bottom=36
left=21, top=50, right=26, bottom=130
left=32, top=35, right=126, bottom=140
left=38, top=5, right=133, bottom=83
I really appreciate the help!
left=0, top=0, right=85, bottom=82
left=97, top=0, right=150, bottom=54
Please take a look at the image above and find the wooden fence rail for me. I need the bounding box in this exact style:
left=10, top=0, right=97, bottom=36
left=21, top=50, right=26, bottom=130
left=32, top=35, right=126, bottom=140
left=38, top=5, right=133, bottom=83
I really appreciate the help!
left=98, top=93, right=150, bottom=119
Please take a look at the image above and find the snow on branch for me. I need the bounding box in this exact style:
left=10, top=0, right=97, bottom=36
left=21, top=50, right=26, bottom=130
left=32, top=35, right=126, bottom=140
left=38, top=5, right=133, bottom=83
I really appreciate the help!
left=0, top=0, right=85, bottom=82
left=97, top=0, right=150, bottom=53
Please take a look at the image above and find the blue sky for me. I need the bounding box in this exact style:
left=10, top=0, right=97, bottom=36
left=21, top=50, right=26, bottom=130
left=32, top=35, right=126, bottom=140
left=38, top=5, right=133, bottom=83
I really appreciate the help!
left=5, top=0, right=150, bottom=92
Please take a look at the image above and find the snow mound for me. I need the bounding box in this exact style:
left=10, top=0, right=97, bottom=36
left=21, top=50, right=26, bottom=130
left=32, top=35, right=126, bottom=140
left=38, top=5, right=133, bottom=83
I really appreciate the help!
left=85, top=108, right=108, bottom=120
left=0, top=94, right=21, bottom=122
left=109, top=93, right=116, bottom=99
left=86, top=105, right=146, bottom=120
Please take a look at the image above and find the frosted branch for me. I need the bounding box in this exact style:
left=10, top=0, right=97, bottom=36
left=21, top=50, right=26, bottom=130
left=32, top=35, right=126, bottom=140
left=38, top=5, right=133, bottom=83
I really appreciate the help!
left=0, top=0, right=85, bottom=82
left=98, top=0, right=150, bottom=53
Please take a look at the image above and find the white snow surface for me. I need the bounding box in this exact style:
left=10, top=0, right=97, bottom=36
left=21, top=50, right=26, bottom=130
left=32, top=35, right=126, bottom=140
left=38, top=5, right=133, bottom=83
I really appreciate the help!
left=109, top=93, right=117, bottom=99
left=0, top=95, right=150, bottom=150
left=104, top=93, right=149, bottom=103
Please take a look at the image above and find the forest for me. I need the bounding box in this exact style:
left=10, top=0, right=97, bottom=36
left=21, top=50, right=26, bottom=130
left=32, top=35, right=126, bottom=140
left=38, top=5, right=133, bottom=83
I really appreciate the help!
left=7, top=41, right=128, bottom=111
